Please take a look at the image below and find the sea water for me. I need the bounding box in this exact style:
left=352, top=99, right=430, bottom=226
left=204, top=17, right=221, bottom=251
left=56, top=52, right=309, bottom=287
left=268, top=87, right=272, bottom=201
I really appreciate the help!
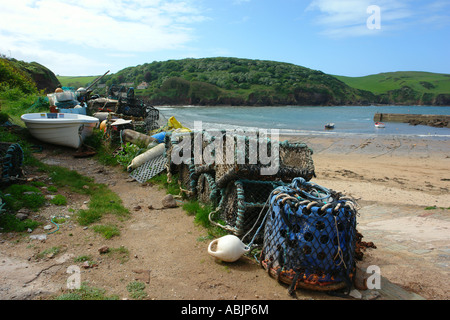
left=158, top=105, right=450, bottom=140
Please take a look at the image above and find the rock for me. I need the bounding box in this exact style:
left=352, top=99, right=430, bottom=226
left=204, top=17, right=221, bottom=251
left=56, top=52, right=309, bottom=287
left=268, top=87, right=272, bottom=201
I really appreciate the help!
left=133, top=205, right=142, bottom=211
left=98, top=246, right=110, bottom=254
left=16, top=213, right=29, bottom=221
left=18, top=208, right=31, bottom=215
left=363, top=290, right=381, bottom=300
left=30, top=234, right=47, bottom=241
left=148, top=205, right=154, bottom=210
left=162, top=194, right=177, bottom=208
left=349, top=289, right=362, bottom=299
left=132, top=269, right=151, bottom=284
left=44, top=225, right=53, bottom=230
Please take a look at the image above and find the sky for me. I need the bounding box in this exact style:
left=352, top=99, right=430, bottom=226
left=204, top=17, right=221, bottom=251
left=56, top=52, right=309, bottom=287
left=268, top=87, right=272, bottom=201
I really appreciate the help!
left=0, top=0, right=449, bottom=77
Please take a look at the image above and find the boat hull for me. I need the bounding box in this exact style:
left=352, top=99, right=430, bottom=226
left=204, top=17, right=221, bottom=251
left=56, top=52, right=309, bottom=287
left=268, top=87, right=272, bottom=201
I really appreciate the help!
left=21, top=113, right=99, bottom=149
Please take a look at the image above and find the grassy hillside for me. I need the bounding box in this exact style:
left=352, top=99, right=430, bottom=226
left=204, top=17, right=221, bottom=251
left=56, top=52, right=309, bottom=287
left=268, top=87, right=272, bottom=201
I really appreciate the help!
left=58, top=75, right=99, bottom=89
left=4, top=58, right=60, bottom=93
left=335, top=71, right=450, bottom=94
left=56, top=59, right=450, bottom=106
left=335, top=71, right=450, bottom=105
left=0, top=57, right=49, bottom=124
left=99, top=57, right=375, bottom=106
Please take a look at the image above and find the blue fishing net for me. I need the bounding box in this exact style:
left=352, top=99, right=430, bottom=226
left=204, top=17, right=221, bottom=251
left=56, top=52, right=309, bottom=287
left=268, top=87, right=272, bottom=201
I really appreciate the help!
left=260, top=178, right=358, bottom=293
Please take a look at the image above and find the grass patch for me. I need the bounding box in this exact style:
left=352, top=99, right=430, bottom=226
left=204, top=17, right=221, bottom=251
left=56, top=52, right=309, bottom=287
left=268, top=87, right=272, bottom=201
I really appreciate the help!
left=147, top=172, right=181, bottom=196
left=46, top=165, right=94, bottom=195
left=182, top=200, right=227, bottom=238
left=74, top=255, right=93, bottom=263
left=182, top=200, right=213, bottom=228
left=47, top=186, right=58, bottom=193
left=107, top=246, right=130, bottom=264
left=0, top=213, right=41, bottom=232
left=77, top=184, right=129, bottom=226
left=50, top=194, right=67, bottom=206
left=37, top=246, right=62, bottom=259
left=55, top=283, right=119, bottom=300
left=92, top=224, right=120, bottom=239
left=126, top=281, right=147, bottom=300
left=2, top=184, right=46, bottom=211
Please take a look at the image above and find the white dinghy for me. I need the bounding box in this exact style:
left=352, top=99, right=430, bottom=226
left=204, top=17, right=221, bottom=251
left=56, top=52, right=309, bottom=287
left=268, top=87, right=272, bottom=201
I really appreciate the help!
left=21, top=113, right=99, bottom=149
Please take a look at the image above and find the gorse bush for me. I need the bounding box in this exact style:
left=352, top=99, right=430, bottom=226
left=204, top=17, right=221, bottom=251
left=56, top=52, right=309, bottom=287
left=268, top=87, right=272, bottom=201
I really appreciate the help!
left=0, top=58, right=37, bottom=94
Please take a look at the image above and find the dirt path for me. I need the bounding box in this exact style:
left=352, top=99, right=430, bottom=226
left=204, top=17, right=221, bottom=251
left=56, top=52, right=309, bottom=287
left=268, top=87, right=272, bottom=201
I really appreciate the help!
left=0, top=147, right=330, bottom=301
left=1, top=142, right=446, bottom=300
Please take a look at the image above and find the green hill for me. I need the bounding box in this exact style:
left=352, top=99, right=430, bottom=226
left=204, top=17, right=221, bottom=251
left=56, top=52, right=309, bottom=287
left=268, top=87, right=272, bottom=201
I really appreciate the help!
left=2, top=58, right=60, bottom=93
left=335, top=71, right=450, bottom=106
left=100, top=57, right=375, bottom=106
left=58, top=75, right=100, bottom=89
left=56, top=58, right=450, bottom=106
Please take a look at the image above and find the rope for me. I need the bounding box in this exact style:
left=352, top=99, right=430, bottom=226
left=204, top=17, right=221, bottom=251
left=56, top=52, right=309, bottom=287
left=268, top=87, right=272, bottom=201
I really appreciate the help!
left=47, top=215, right=66, bottom=235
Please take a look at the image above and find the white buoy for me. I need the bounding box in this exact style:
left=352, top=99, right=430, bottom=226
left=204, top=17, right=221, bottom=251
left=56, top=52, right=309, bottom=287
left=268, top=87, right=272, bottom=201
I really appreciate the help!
left=127, top=143, right=165, bottom=172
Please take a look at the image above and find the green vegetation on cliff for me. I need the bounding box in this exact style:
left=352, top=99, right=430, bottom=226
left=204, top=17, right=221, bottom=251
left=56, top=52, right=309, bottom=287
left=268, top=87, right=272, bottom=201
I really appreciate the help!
left=0, top=57, right=55, bottom=123
left=335, top=71, right=450, bottom=106
left=0, top=57, right=38, bottom=94
left=101, top=57, right=375, bottom=106
left=1, top=57, right=60, bottom=94
left=56, top=57, right=450, bottom=106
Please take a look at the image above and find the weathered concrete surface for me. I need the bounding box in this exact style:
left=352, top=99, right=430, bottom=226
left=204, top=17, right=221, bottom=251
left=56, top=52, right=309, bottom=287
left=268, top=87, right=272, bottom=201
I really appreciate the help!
left=374, top=113, right=450, bottom=128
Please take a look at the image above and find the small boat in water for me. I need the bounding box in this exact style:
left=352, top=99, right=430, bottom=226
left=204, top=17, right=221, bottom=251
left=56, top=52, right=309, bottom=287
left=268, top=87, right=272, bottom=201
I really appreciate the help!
left=21, top=113, right=99, bottom=149
left=324, top=123, right=335, bottom=129
left=375, top=122, right=385, bottom=128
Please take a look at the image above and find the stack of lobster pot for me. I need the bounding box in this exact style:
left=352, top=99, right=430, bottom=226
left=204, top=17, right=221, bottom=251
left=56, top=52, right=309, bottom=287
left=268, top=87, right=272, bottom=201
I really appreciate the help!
left=260, top=177, right=359, bottom=293
left=165, top=130, right=317, bottom=243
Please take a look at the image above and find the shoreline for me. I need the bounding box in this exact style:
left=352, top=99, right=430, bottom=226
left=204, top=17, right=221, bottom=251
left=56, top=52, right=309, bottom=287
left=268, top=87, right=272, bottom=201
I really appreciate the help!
left=282, top=134, right=450, bottom=208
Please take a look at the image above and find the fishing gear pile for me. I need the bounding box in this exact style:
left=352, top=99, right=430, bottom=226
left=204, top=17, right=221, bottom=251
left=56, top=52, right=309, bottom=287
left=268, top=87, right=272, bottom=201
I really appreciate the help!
left=260, top=178, right=358, bottom=293
left=165, top=129, right=365, bottom=294
left=1, top=142, right=24, bottom=185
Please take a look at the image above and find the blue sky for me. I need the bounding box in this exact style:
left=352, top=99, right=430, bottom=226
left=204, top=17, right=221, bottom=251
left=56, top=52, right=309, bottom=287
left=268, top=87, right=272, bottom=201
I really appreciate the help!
left=0, top=0, right=449, bottom=77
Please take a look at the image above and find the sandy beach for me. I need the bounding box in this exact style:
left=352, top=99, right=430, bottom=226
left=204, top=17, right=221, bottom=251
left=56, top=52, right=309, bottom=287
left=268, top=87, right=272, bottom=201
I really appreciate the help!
left=284, top=133, right=450, bottom=299
left=284, top=134, right=450, bottom=208
left=1, top=131, right=449, bottom=301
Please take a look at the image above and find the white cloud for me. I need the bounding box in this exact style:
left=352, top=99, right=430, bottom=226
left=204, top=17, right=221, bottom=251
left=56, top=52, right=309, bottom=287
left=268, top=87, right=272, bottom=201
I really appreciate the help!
left=306, top=0, right=414, bottom=37
left=0, top=0, right=206, bottom=52
left=0, top=0, right=207, bottom=73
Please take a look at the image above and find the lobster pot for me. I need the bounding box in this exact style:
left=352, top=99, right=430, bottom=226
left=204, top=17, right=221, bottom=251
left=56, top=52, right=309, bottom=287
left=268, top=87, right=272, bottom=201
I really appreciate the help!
left=279, top=141, right=315, bottom=176
left=1, top=143, right=24, bottom=184
left=214, top=134, right=315, bottom=188
left=196, top=173, right=220, bottom=206
left=219, top=179, right=286, bottom=243
left=177, top=162, right=199, bottom=196
left=260, top=179, right=358, bottom=292
left=165, top=131, right=215, bottom=190
left=164, top=131, right=182, bottom=177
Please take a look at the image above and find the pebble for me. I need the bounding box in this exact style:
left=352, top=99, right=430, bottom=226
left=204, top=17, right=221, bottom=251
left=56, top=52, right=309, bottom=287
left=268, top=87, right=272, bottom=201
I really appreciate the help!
left=162, top=194, right=177, bottom=208
left=30, top=234, right=47, bottom=241
left=98, top=246, right=109, bottom=254
left=349, top=289, right=362, bottom=299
